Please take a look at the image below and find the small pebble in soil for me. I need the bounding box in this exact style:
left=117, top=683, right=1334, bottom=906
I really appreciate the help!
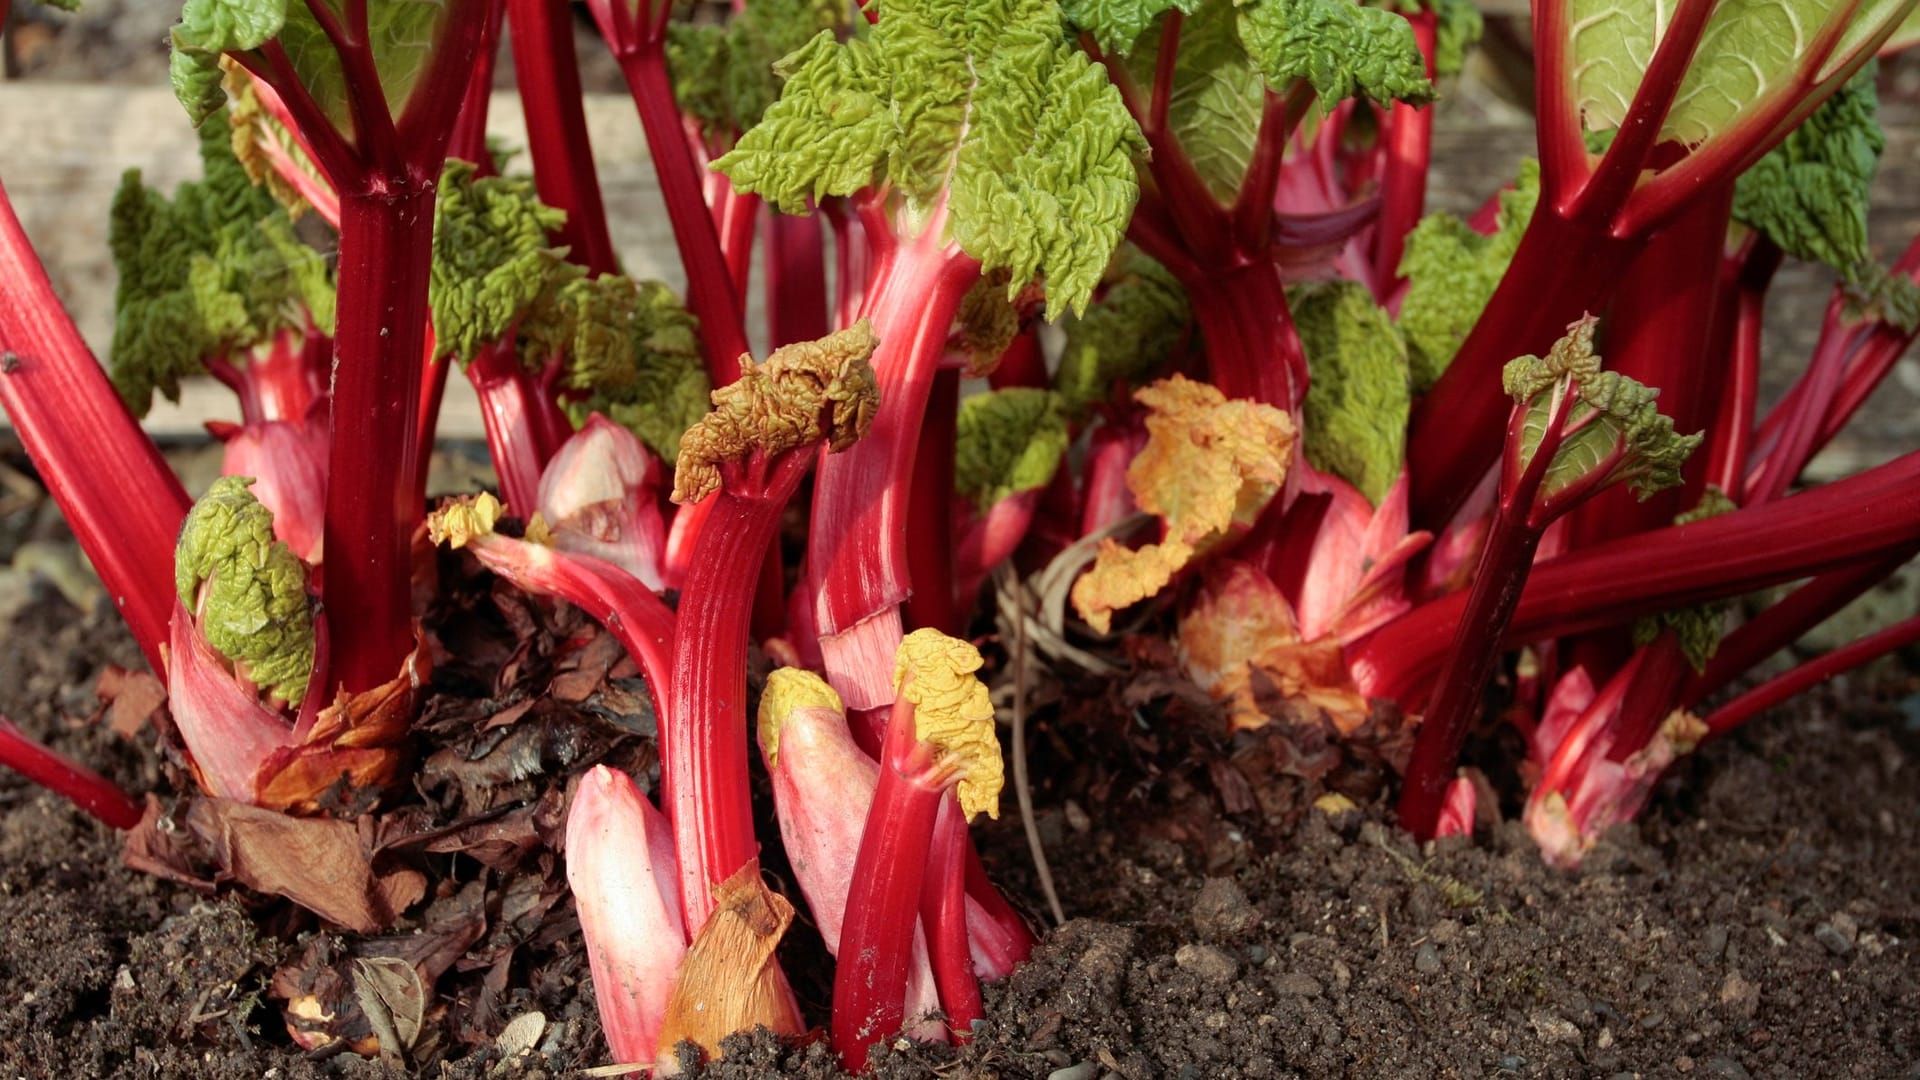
left=1701, top=924, right=1729, bottom=960
left=1272, top=972, right=1321, bottom=996
left=1413, top=942, right=1442, bottom=975
left=1046, top=1063, right=1096, bottom=1080
left=1815, top=913, right=1859, bottom=956
left=1174, top=942, right=1239, bottom=983
left=1718, top=970, right=1760, bottom=1018
left=1701, top=1056, right=1753, bottom=1079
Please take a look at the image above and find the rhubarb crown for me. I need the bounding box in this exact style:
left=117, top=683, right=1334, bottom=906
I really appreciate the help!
left=174, top=476, right=315, bottom=707
left=893, top=629, right=1003, bottom=821
left=672, top=321, right=881, bottom=504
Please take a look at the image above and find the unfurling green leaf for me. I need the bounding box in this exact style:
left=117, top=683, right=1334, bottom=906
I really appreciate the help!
left=1063, top=0, right=1203, bottom=55
left=1734, top=65, right=1884, bottom=275
left=170, top=0, right=288, bottom=125
left=532, top=275, right=711, bottom=466
left=1428, top=0, right=1483, bottom=77
left=1371, top=0, right=1482, bottom=76
left=1842, top=260, right=1920, bottom=332
left=1632, top=488, right=1737, bottom=670
left=175, top=475, right=315, bottom=707
left=1057, top=252, right=1189, bottom=414
left=110, top=111, right=335, bottom=415
left=1502, top=318, right=1702, bottom=511
left=1237, top=0, right=1433, bottom=108
left=1397, top=158, right=1539, bottom=391
left=955, top=388, right=1072, bottom=511
left=715, top=0, right=1145, bottom=317
left=1292, top=281, right=1409, bottom=505
left=429, top=161, right=572, bottom=364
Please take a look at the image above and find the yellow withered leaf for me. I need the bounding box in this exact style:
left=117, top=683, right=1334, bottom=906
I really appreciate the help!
left=1071, top=375, right=1294, bottom=633
left=893, top=629, right=1003, bottom=821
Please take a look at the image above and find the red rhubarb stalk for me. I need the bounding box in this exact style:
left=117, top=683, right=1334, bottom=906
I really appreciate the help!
left=1398, top=319, right=1699, bottom=837
left=0, top=179, right=188, bottom=671
left=508, top=0, right=620, bottom=276
left=832, top=629, right=1003, bottom=1070
left=588, top=0, right=750, bottom=385
left=0, top=716, right=143, bottom=831
left=1353, top=450, right=1920, bottom=702
left=1703, top=614, right=1920, bottom=737
left=664, top=323, right=880, bottom=927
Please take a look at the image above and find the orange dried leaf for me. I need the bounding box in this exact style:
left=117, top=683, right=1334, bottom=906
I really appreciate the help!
left=1177, top=561, right=1370, bottom=733
left=251, top=636, right=427, bottom=814
left=654, top=863, right=803, bottom=1074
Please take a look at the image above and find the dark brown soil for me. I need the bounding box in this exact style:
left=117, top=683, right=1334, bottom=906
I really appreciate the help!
left=3, top=576, right=1917, bottom=1079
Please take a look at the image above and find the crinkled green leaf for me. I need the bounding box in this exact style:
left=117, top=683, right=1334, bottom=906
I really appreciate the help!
left=530, top=274, right=711, bottom=465
left=1733, top=65, right=1883, bottom=275
left=429, top=161, right=572, bottom=365
left=175, top=475, right=315, bottom=707
left=110, top=113, right=336, bottom=415
left=1123, top=0, right=1266, bottom=201
left=1292, top=281, right=1409, bottom=504
left=1428, top=0, right=1482, bottom=76
left=1063, top=0, right=1203, bottom=54
left=1397, top=157, right=1538, bottom=392
left=1237, top=0, right=1433, bottom=108
left=170, top=0, right=288, bottom=125
left=1568, top=0, right=1909, bottom=146
left=669, top=0, right=848, bottom=141
left=716, top=0, right=1145, bottom=317
left=1843, top=259, right=1920, bottom=332
left=1371, top=0, right=1482, bottom=76
left=1057, top=252, right=1189, bottom=413
left=955, top=388, right=1071, bottom=510
left=1503, top=318, right=1701, bottom=509
left=1631, top=488, right=1736, bottom=670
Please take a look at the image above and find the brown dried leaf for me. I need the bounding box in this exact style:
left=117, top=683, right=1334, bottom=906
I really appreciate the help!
left=655, top=863, right=803, bottom=1073
left=121, top=795, right=216, bottom=892
left=252, top=637, right=429, bottom=814
left=94, top=666, right=167, bottom=738
left=186, top=798, right=426, bottom=932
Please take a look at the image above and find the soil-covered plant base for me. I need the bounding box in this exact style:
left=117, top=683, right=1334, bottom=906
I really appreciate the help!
left=2, top=582, right=1915, bottom=1080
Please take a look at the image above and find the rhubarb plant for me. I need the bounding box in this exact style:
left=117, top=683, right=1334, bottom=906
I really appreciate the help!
left=4, top=0, right=1920, bottom=1073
